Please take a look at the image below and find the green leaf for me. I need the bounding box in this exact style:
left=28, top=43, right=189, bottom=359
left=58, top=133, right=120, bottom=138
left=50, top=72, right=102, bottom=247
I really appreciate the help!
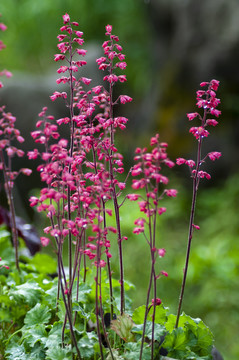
left=79, top=332, right=99, bottom=359
left=165, top=313, right=213, bottom=357
left=132, top=321, right=165, bottom=342
left=72, top=302, right=91, bottom=321
left=106, top=349, right=124, bottom=360
left=111, top=313, right=135, bottom=342
left=187, top=321, right=213, bottom=355
left=29, top=253, right=57, bottom=275
left=123, top=342, right=151, bottom=360
left=165, top=313, right=177, bottom=332
left=46, top=344, right=72, bottom=360
left=45, top=278, right=59, bottom=307
left=45, top=322, right=63, bottom=349
left=111, top=278, right=135, bottom=292
left=28, top=344, right=46, bottom=359
left=5, top=344, right=28, bottom=360
left=22, top=324, right=48, bottom=347
left=9, top=281, right=42, bottom=306
left=24, top=303, right=51, bottom=327
left=72, top=281, right=92, bottom=302
left=132, top=304, right=167, bottom=325
left=132, top=305, right=145, bottom=324
left=163, top=327, right=197, bottom=359
left=56, top=300, right=67, bottom=322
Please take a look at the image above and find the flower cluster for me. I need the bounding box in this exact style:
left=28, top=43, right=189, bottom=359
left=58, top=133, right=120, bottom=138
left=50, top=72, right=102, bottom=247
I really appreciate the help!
left=0, top=107, right=32, bottom=188
left=28, top=15, right=131, bottom=279
left=129, top=134, right=176, bottom=289
left=129, top=133, right=177, bottom=230
left=129, top=134, right=176, bottom=356
left=0, top=16, right=12, bottom=89
left=0, top=16, right=32, bottom=270
left=0, top=18, right=31, bottom=192
left=176, top=79, right=221, bottom=181
left=175, top=80, right=222, bottom=328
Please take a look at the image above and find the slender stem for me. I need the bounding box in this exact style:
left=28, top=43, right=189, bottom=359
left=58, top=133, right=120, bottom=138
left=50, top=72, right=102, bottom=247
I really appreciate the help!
left=139, top=258, right=153, bottom=360
left=107, top=42, right=125, bottom=314
left=151, top=207, right=158, bottom=360
left=67, top=25, right=76, bottom=286
left=139, top=163, right=154, bottom=360
left=95, top=225, right=104, bottom=359
left=112, top=191, right=124, bottom=314
left=0, top=150, right=19, bottom=271
left=99, top=267, right=115, bottom=360
left=103, top=200, right=114, bottom=321
left=59, top=270, right=82, bottom=360
left=175, top=135, right=203, bottom=328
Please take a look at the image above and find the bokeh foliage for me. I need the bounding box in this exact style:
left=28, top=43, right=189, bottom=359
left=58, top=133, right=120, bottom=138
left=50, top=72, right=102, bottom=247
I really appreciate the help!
left=0, top=0, right=151, bottom=95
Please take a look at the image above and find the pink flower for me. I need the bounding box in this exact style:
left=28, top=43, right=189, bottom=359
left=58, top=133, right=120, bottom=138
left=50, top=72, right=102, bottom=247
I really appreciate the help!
left=158, top=248, right=166, bottom=257
left=196, top=170, right=211, bottom=180
left=133, top=227, right=144, bottom=234
left=134, top=218, right=146, bottom=227
left=208, top=151, right=221, bottom=161
left=105, top=24, right=112, bottom=34
left=54, top=54, right=65, bottom=62
left=57, top=65, right=68, bottom=73
left=118, top=182, right=125, bottom=190
left=0, top=23, right=7, bottom=31
left=206, top=119, right=218, bottom=127
left=185, top=159, right=195, bottom=168
left=29, top=196, right=39, bottom=207
left=151, top=298, right=162, bottom=306
left=28, top=149, right=39, bottom=159
left=150, top=134, right=159, bottom=146
left=164, top=159, right=175, bottom=168
left=200, top=82, right=209, bottom=87
left=76, top=49, right=87, bottom=56
left=187, top=112, right=198, bottom=121
left=6, top=147, right=15, bottom=157
left=165, top=189, right=177, bottom=197
left=75, top=30, right=83, bottom=37
left=127, top=194, right=139, bottom=201
left=161, top=271, right=168, bottom=277
left=17, top=135, right=25, bottom=143
left=210, top=108, right=221, bottom=117
left=103, top=74, right=118, bottom=83
left=210, top=79, right=220, bottom=91
left=62, top=13, right=70, bottom=24
left=176, top=158, right=186, bottom=165
left=192, top=224, right=200, bottom=230
left=50, top=91, right=67, bottom=101
left=81, top=77, right=92, bottom=85
left=131, top=166, right=142, bottom=176
left=40, top=236, right=50, bottom=247
left=99, top=260, right=106, bottom=268
left=119, top=95, right=133, bottom=104
left=118, top=75, right=127, bottom=83
left=115, top=62, right=127, bottom=69
left=189, top=126, right=209, bottom=139
left=87, top=243, right=97, bottom=251
left=157, top=207, right=166, bottom=215
left=21, top=168, right=32, bottom=176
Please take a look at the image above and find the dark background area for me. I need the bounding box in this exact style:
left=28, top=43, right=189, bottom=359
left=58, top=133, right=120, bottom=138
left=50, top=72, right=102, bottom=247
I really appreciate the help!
left=0, top=1, right=239, bottom=359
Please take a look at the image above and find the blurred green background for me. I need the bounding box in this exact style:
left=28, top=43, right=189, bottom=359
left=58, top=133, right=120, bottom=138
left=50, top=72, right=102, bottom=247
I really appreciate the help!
left=1, top=1, right=239, bottom=359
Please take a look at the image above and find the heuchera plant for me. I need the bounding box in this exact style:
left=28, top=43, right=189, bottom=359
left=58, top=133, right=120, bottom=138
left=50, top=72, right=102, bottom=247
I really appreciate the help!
left=0, top=13, right=221, bottom=360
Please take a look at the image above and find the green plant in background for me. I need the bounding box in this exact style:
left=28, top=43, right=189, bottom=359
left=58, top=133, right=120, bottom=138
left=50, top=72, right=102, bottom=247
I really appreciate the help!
left=0, top=0, right=151, bottom=95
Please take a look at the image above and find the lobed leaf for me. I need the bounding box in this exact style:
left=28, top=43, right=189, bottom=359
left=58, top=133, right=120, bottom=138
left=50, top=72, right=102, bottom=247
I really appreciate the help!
left=24, top=303, right=51, bottom=327
left=9, top=281, right=42, bottom=306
